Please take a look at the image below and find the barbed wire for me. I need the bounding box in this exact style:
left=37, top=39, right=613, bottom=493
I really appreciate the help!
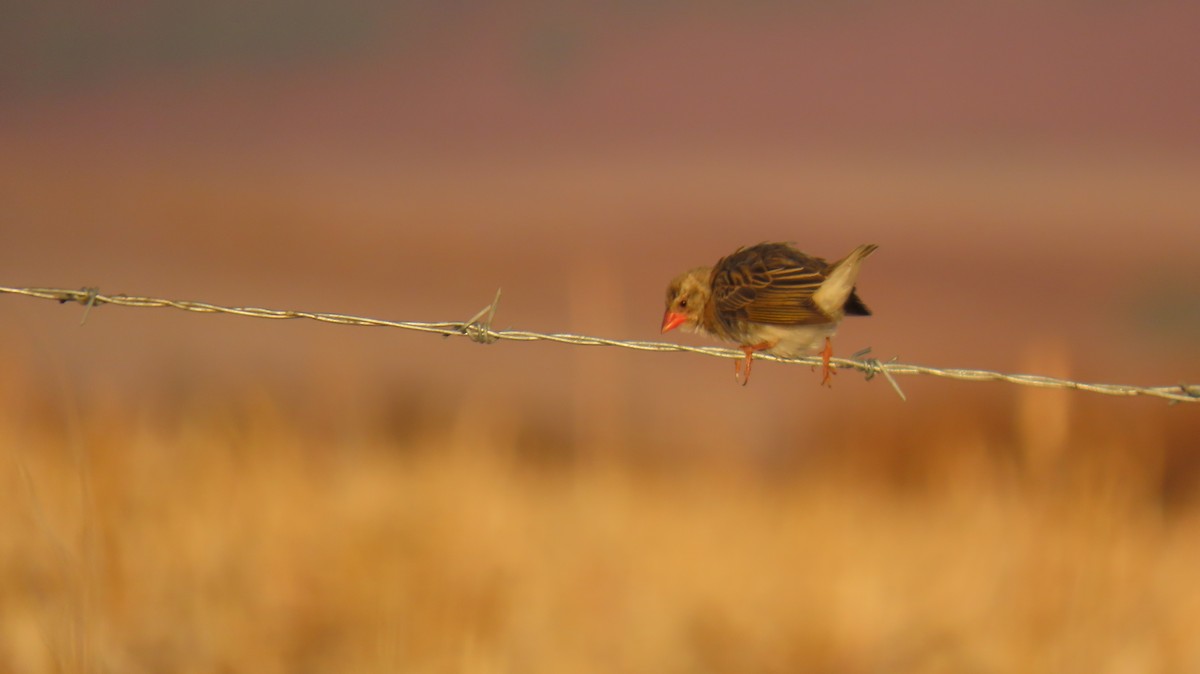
left=2, top=285, right=1197, bottom=404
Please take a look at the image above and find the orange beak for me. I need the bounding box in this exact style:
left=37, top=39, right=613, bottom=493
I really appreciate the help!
left=661, top=311, right=688, bottom=333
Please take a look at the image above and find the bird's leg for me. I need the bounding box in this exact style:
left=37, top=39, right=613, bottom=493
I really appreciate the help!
left=735, top=342, right=772, bottom=386
left=820, top=336, right=836, bottom=386
left=735, top=346, right=753, bottom=386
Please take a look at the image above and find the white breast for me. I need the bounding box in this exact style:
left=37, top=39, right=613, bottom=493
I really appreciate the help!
left=756, top=324, right=838, bottom=358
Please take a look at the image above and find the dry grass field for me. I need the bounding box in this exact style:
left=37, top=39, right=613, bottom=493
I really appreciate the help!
left=3, top=355, right=1199, bottom=674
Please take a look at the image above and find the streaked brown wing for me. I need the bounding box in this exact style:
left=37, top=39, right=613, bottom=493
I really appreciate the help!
left=709, top=243, right=833, bottom=327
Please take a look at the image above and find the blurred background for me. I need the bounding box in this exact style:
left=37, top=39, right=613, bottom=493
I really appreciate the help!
left=2, top=2, right=1199, bottom=672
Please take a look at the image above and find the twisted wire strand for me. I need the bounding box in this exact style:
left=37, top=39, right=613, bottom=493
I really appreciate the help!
left=3, top=285, right=1197, bottom=404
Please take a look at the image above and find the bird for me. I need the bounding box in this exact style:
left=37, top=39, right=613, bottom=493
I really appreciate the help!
left=661, top=242, right=877, bottom=386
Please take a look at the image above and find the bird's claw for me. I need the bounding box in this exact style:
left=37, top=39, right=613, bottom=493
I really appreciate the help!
left=820, top=336, right=836, bottom=387
left=734, top=348, right=753, bottom=386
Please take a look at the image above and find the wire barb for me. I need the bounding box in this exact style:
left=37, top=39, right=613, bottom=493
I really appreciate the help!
left=2, top=284, right=1196, bottom=404
left=852, top=348, right=908, bottom=402
left=77, top=287, right=101, bottom=325
left=459, top=288, right=501, bottom=344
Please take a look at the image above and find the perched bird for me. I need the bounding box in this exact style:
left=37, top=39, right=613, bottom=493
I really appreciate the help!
left=662, top=242, right=877, bottom=385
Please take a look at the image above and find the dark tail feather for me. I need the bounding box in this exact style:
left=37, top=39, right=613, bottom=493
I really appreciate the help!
left=844, top=289, right=871, bottom=316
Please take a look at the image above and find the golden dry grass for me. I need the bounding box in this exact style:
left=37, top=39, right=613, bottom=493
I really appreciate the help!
left=2, top=362, right=1199, bottom=674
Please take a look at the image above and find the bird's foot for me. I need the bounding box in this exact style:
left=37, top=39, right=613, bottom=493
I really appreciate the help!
left=820, top=336, right=836, bottom=387
left=735, top=342, right=772, bottom=386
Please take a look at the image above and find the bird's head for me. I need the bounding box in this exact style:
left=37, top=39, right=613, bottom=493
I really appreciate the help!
left=662, top=267, right=711, bottom=333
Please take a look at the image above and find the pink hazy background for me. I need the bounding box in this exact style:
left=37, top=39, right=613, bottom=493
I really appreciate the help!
left=2, top=1, right=1199, bottom=442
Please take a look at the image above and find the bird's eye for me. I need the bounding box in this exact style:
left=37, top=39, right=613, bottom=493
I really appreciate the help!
left=679, top=299, right=688, bottom=308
